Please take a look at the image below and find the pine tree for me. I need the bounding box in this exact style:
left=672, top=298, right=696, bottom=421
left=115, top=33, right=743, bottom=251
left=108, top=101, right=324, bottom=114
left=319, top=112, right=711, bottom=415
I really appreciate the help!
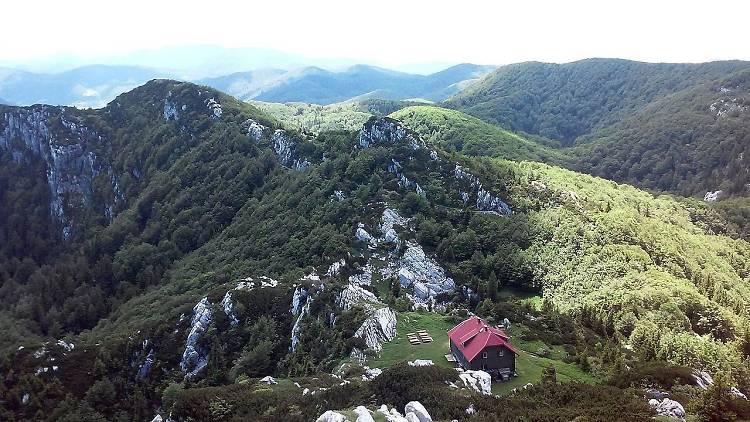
left=696, top=372, right=738, bottom=422
left=542, top=365, right=557, bottom=384
left=488, top=270, right=498, bottom=301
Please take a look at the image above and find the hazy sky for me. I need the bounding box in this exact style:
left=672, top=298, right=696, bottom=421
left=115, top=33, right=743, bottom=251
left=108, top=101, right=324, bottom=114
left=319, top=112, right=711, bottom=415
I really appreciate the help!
left=3, top=0, right=749, bottom=67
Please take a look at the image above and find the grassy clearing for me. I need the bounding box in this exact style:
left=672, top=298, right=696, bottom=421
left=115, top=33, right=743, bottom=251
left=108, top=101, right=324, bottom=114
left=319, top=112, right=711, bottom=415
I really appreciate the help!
left=491, top=348, right=598, bottom=395
left=368, top=311, right=456, bottom=369
left=367, top=310, right=596, bottom=397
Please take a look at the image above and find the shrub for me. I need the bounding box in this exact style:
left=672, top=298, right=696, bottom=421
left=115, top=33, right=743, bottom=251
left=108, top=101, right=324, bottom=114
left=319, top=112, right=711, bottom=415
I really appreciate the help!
left=371, top=363, right=469, bottom=419
left=608, top=361, right=696, bottom=389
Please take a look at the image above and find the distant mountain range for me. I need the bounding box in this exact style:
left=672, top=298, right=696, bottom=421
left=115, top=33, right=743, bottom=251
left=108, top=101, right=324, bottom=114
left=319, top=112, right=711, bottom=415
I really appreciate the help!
left=0, top=63, right=495, bottom=108
left=201, top=63, right=496, bottom=104
left=0, top=45, right=353, bottom=77
left=0, top=65, right=167, bottom=108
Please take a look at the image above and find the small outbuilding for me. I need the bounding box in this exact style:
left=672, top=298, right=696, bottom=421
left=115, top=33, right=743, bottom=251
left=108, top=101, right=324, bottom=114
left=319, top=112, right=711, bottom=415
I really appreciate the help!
left=448, top=316, right=518, bottom=380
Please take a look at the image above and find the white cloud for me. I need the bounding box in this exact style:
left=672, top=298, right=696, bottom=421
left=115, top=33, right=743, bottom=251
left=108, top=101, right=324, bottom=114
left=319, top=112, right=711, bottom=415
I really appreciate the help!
left=2, top=0, right=749, bottom=67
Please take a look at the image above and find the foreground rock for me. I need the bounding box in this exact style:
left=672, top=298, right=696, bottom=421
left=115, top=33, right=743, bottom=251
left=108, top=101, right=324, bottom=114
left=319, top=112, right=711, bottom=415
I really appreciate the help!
left=649, top=398, right=685, bottom=421
left=354, top=406, right=376, bottom=422
left=316, top=410, right=347, bottom=422
left=404, top=401, right=432, bottom=422
left=353, top=307, right=397, bottom=352
left=458, top=369, right=492, bottom=395
left=377, top=405, right=409, bottom=422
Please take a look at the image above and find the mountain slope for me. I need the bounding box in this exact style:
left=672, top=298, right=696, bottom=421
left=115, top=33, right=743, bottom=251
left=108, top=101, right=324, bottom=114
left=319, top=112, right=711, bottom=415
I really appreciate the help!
left=2, top=81, right=750, bottom=420
left=248, top=100, right=375, bottom=134
left=0, top=80, right=286, bottom=346
left=446, top=58, right=750, bottom=198
left=446, top=58, right=750, bottom=144
left=390, top=105, right=565, bottom=163
left=247, top=98, right=426, bottom=134
left=571, top=68, right=750, bottom=197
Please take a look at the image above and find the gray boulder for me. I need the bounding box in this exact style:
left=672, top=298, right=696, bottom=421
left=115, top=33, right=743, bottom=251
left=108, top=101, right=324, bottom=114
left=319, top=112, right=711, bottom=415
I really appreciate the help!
left=353, top=307, right=397, bottom=352
left=260, top=376, right=277, bottom=385
left=404, top=401, right=432, bottom=422
left=458, top=369, right=492, bottom=395
left=316, top=410, right=347, bottom=422
left=362, top=367, right=383, bottom=381
left=649, top=398, right=685, bottom=421
left=354, top=406, right=376, bottom=422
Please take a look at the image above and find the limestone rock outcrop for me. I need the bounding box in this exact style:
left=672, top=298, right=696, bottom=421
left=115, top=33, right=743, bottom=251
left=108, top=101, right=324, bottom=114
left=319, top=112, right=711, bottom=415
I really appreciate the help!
left=0, top=107, right=120, bottom=237
left=458, top=369, right=492, bottom=395
left=398, top=243, right=456, bottom=301
left=353, top=307, right=397, bottom=352
left=354, top=406, right=376, bottom=422
left=404, top=401, right=432, bottom=422
left=358, top=117, right=424, bottom=150
left=337, top=284, right=380, bottom=311
left=180, top=297, right=213, bottom=377
left=315, top=410, right=347, bottom=422
left=272, top=129, right=310, bottom=171
left=648, top=398, right=685, bottom=421
left=454, top=165, right=511, bottom=215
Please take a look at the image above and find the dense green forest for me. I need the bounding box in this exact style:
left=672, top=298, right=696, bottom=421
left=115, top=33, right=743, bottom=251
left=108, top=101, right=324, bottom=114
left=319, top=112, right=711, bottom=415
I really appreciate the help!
left=390, top=105, right=565, bottom=163
left=1, top=80, right=750, bottom=420
left=571, top=69, right=750, bottom=197
left=445, top=58, right=750, bottom=198
left=446, top=58, right=749, bottom=144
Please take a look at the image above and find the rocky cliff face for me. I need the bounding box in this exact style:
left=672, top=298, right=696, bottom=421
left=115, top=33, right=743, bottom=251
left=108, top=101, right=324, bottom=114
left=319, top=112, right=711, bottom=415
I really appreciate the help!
left=180, top=297, right=213, bottom=377
left=398, top=243, right=456, bottom=301
left=351, top=207, right=457, bottom=304
left=358, top=117, right=425, bottom=150
left=0, top=106, right=120, bottom=237
left=272, top=129, right=312, bottom=171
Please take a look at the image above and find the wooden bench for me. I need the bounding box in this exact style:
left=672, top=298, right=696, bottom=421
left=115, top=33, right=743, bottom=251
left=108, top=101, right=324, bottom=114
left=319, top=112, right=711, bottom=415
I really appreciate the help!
left=407, top=333, right=421, bottom=345
left=417, top=330, right=433, bottom=343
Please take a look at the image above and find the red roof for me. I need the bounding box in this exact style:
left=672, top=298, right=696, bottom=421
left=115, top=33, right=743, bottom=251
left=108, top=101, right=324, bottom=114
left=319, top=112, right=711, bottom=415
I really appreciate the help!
left=448, top=316, right=519, bottom=361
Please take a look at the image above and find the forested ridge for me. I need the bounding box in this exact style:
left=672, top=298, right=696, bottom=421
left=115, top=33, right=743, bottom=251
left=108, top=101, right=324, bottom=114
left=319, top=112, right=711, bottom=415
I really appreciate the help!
left=446, top=58, right=750, bottom=198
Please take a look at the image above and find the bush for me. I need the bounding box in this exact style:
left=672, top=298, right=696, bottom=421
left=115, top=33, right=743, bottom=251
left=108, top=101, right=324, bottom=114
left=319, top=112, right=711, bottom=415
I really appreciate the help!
left=371, top=363, right=470, bottom=419
left=473, top=383, right=653, bottom=421
left=608, top=361, right=696, bottom=389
